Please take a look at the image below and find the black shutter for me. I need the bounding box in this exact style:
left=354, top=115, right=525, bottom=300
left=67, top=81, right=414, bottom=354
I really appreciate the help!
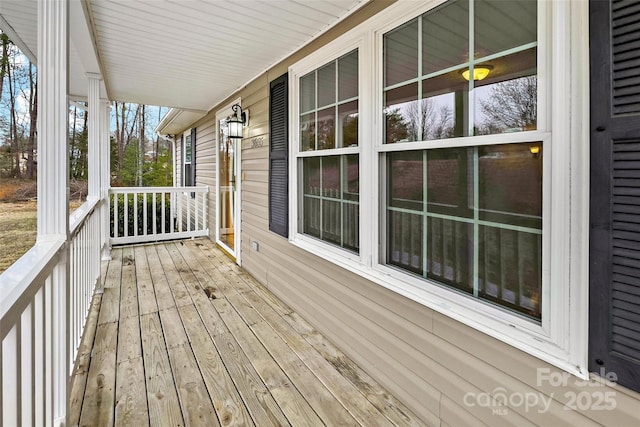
left=590, top=0, right=640, bottom=392
left=269, top=73, right=289, bottom=237
left=190, top=127, right=196, bottom=197
left=181, top=134, right=185, bottom=186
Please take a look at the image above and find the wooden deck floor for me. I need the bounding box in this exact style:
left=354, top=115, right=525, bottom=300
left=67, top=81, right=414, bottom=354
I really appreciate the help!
left=69, top=239, right=424, bottom=427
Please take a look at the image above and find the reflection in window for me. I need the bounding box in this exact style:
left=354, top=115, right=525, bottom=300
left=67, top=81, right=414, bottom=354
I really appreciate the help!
left=300, top=50, right=359, bottom=150
left=383, top=0, right=537, bottom=142
left=303, top=155, right=359, bottom=251
left=385, top=142, right=542, bottom=320
left=475, top=74, right=537, bottom=135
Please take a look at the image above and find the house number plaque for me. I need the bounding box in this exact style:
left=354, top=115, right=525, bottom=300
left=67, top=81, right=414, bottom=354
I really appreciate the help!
left=251, top=137, right=264, bottom=148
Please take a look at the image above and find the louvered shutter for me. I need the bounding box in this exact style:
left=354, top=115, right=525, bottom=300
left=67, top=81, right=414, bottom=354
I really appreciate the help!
left=190, top=127, right=196, bottom=197
left=269, top=73, right=289, bottom=237
left=590, top=0, right=640, bottom=392
left=181, top=134, right=185, bottom=186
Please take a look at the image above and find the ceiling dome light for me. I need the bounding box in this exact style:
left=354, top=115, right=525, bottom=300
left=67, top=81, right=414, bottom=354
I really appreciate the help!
left=461, top=65, right=493, bottom=81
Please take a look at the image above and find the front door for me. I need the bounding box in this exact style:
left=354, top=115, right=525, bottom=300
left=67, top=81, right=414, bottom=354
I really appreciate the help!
left=217, top=105, right=241, bottom=261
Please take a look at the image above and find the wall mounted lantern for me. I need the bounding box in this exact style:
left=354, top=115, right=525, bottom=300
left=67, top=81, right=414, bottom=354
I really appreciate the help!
left=227, top=104, right=247, bottom=139
left=461, top=65, right=493, bottom=81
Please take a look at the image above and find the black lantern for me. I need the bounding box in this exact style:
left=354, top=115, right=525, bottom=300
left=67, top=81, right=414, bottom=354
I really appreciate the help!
left=227, top=104, right=246, bottom=139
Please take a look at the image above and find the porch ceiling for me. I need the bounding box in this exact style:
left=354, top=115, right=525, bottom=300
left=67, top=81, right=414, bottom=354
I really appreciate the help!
left=0, top=0, right=368, bottom=112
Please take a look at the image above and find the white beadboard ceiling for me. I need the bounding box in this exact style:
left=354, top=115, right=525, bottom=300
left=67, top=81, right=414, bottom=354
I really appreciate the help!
left=0, top=0, right=367, bottom=113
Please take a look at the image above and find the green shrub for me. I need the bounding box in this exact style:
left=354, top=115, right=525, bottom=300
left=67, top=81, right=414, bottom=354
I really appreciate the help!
left=110, top=193, right=172, bottom=238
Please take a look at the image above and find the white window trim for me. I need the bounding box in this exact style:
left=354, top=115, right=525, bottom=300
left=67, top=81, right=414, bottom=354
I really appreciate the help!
left=215, top=99, right=243, bottom=266
left=288, top=0, right=589, bottom=378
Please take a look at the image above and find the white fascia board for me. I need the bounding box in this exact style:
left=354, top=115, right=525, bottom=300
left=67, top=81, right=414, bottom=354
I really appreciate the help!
left=0, top=14, right=36, bottom=64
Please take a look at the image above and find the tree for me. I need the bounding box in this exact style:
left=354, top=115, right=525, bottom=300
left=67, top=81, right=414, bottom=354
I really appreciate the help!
left=0, top=33, right=9, bottom=106
left=25, top=61, right=36, bottom=179
left=405, top=98, right=454, bottom=141
left=6, top=39, right=20, bottom=178
left=384, top=108, right=409, bottom=143
left=0, top=33, right=37, bottom=179
left=478, top=76, right=537, bottom=134
left=69, top=104, right=88, bottom=180
left=110, top=102, right=170, bottom=187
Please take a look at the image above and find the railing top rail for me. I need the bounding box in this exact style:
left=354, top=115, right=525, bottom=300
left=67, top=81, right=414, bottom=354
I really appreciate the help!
left=70, top=197, right=100, bottom=238
left=109, top=186, right=208, bottom=194
left=0, top=239, right=64, bottom=339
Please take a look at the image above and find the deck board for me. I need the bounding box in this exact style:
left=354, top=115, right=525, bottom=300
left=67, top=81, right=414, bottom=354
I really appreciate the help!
left=69, top=239, right=425, bottom=427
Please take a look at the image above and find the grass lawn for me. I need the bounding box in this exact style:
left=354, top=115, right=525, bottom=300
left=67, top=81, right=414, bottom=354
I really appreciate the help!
left=0, top=200, right=85, bottom=274
left=0, top=201, right=38, bottom=273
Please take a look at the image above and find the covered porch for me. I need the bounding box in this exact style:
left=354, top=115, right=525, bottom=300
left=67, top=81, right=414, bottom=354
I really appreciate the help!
left=0, top=0, right=379, bottom=425
left=70, top=238, right=421, bottom=426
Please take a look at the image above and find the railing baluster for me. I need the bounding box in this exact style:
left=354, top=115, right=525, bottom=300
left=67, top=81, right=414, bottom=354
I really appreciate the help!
left=124, top=193, right=129, bottom=238
left=187, top=193, right=192, bottom=232
left=133, top=192, right=138, bottom=237
left=143, top=192, right=148, bottom=236
left=202, top=191, right=207, bottom=232
left=152, top=192, right=157, bottom=235
left=34, top=286, right=44, bottom=426
left=178, top=193, right=183, bottom=232
left=21, top=305, right=32, bottom=426
left=113, top=193, right=118, bottom=238
left=3, top=324, right=19, bottom=426
left=195, top=192, right=199, bottom=231
left=161, top=192, right=166, bottom=234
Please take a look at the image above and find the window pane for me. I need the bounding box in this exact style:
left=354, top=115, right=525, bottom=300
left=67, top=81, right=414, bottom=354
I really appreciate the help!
left=322, top=156, right=340, bottom=196
left=318, top=62, right=336, bottom=108
left=422, top=0, right=469, bottom=75
left=478, top=226, right=541, bottom=320
left=304, top=196, right=321, bottom=238
left=317, top=107, right=336, bottom=150
left=303, top=157, right=320, bottom=237
left=427, top=217, right=473, bottom=293
left=421, top=71, right=468, bottom=139
left=339, top=101, right=358, bottom=148
left=474, top=48, right=537, bottom=134
left=300, top=72, right=315, bottom=113
left=300, top=112, right=315, bottom=151
left=388, top=210, right=423, bottom=274
left=344, top=154, right=359, bottom=201
left=478, top=142, right=542, bottom=228
left=475, top=0, right=537, bottom=58
left=303, top=157, right=320, bottom=195
left=384, top=18, right=419, bottom=86
left=384, top=143, right=542, bottom=321
left=323, top=200, right=341, bottom=245
left=427, top=147, right=472, bottom=218
left=388, top=151, right=423, bottom=210
left=343, top=203, right=359, bottom=251
left=384, top=83, right=418, bottom=143
left=301, top=156, right=359, bottom=253
left=339, top=51, right=358, bottom=101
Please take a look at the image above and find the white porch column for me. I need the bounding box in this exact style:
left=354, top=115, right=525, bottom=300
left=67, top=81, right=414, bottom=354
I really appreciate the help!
left=101, top=100, right=112, bottom=260
left=87, top=74, right=102, bottom=201
left=37, top=0, right=69, bottom=425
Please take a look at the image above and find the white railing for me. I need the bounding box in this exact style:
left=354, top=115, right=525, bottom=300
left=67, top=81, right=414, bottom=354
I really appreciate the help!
left=0, top=198, right=102, bottom=426
left=109, top=186, right=209, bottom=245
left=0, top=239, right=64, bottom=426
left=69, top=199, right=102, bottom=358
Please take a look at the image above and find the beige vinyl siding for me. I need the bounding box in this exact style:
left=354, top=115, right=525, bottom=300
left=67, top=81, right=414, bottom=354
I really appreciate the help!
left=172, top=1, right=640, bottom=425
left=193, top=119, right=217, bottom=234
